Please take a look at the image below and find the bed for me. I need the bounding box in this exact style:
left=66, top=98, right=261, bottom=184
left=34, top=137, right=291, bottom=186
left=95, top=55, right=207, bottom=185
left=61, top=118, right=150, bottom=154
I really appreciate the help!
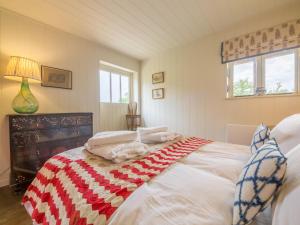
left=22, top=136, right=273, bottom=225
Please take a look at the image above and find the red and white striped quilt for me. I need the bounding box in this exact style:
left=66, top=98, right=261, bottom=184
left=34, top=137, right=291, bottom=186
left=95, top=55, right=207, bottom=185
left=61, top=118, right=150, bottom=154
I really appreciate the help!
left=22, top=137, right=212, bottom=225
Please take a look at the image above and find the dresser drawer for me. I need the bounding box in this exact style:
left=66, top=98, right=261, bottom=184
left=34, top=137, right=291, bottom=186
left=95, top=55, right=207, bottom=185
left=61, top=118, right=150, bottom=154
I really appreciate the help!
left=77, top=115, right=92, bottom=125
left=10, top=116, right=38, bottom=131
left=10, top=115, right=61, bottom=131
left=36, top=115, right=61, bottom=129
left=35, top=127, right=80, bottom=143
left=10, top=114, right=93, bottom=131
left=60, top=115, right=92, bottom=127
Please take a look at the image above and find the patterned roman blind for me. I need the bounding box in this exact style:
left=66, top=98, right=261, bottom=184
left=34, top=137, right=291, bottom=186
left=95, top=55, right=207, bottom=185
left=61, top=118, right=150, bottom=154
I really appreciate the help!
left=221, top=18, right=300, bottom=64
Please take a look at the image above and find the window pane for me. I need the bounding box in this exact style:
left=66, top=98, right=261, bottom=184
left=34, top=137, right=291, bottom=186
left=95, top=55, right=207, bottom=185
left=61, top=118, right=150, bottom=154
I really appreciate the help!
left=100, top=70, right=110, bottom=102
left=265, top=53, right=295, bottom=94
left=233, top=61, right=255, bottom=96
left=121, top=76, right=129, bottom=103
left=111, top=73, right=120, bottom=103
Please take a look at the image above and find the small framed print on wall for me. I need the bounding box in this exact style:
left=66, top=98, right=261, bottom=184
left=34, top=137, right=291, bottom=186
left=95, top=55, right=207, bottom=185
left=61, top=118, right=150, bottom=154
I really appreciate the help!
left=152, top=88, right=164, bottom=99
left=41, top=66, right=72, bottom=89
left=152, top=72, right=164, bottom=84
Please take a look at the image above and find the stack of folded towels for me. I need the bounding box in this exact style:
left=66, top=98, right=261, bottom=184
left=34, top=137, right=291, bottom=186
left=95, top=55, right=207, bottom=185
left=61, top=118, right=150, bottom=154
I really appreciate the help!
left=85, top=126, right=181, bottom=163
left=137, top=126, right=181, bottom=144
left=85, top=131, right=148, bottom=163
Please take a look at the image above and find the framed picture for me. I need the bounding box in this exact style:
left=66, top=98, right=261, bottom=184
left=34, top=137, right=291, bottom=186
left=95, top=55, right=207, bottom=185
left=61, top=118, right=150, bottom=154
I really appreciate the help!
left=41, top=66, right=72, bottom=89
left=152, top=72, right=164, bottom=84
left=152, top=88, right=164, bottom=99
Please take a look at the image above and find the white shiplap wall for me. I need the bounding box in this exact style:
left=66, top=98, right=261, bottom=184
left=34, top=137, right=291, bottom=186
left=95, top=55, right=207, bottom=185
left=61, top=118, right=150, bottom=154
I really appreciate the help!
left=141, top=4, right=300, bottom=141
left=99, top=103, right=128, bottom=131
left=0, top=9, right=140, bottom=186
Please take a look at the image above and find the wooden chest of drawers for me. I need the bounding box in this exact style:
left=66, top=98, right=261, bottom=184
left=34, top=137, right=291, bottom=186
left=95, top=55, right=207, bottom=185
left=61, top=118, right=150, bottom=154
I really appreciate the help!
left=8, top=113, right=93, bottom=190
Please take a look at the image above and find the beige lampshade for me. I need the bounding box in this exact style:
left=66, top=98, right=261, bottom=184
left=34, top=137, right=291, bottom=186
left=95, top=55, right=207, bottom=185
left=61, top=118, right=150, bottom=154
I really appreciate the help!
left=4, top=56, right=41, bottom=82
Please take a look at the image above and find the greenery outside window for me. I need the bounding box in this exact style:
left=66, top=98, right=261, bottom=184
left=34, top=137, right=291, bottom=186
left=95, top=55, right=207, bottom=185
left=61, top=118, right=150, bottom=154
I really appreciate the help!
left=227, top=48, right=299, bottom=98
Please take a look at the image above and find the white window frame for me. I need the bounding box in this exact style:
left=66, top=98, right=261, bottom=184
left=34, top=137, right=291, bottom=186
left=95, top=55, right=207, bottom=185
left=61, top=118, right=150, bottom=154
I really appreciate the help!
left=226, top=48, right=300, bottom=99
left=100, top=69, right=132, bottom=104
left=262, top=49, right=298, bottom=95
left=227, top=57, right=257, bottom=98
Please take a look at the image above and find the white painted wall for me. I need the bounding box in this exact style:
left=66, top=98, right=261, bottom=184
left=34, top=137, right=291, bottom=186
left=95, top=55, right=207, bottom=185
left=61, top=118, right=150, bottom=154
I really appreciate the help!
left=0, top=9, right=140, bottom=186
left=141, top=4, right=300, bottom=142
left=99, top=103, right=128, bottom=131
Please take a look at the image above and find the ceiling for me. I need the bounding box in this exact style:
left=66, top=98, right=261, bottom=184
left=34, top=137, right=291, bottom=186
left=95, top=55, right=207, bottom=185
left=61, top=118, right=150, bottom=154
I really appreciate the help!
left=0, top=0, right=298, bottom=60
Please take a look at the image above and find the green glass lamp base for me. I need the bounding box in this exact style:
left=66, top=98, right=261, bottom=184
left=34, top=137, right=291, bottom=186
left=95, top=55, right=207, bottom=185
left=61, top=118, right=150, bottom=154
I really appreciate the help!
left=12, top=78, right=39, bottom=114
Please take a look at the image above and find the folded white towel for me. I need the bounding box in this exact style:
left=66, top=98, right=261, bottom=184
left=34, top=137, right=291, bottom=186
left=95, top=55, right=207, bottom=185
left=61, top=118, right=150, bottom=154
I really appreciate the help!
left=85, top=141, right=149, bottom=163
left=137, top=126, right=168, bottom=135
left=139, top=131, right=181, bottom=144
left=87, top=131, right=137, bottom=148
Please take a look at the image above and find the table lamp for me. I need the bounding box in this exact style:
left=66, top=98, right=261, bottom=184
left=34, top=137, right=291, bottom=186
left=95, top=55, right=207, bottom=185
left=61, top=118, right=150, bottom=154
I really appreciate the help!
left=4, top=56, right=41, bottom=114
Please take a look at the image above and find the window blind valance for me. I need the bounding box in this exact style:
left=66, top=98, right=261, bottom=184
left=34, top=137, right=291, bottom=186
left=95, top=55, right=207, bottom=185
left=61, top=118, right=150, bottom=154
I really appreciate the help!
left=221, top=18, right=300, bottom=64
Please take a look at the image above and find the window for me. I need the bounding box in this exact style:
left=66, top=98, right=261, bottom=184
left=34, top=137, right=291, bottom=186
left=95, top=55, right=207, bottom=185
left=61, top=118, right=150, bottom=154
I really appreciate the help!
left=231, top=59, right=256, bottom=97
left=111, top=73, right=121, bottom=103
left=100, top=69, right=131, bottom=103
left=121, top=75, right=130, bottom=103
left=227, top=48, right=299, bottom=98
left=99, top=70, right=110, bottom=102
left=264, top=52, right=296, bottom=94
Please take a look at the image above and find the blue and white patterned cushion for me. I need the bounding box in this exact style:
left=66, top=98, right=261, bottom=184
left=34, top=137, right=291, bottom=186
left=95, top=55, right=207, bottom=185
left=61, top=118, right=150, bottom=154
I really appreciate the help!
left=233, top=139, right=287, bottom=225
left=250, top=124, right=270, bottom=153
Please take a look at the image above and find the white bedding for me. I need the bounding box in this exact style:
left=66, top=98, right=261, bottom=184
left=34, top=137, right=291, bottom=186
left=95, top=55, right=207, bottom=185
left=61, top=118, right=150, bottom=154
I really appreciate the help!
left=24, top=140, right=272, bottom=225
left=108, top=142, right=271, bottom=225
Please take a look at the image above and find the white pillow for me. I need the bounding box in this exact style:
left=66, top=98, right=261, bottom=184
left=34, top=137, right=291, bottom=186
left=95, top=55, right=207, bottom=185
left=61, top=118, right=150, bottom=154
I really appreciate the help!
left=272, top=144, right=300, bottom=225
left=250, top=123, right=270, bottom=153
left=270, top=114, right=300, bottom=154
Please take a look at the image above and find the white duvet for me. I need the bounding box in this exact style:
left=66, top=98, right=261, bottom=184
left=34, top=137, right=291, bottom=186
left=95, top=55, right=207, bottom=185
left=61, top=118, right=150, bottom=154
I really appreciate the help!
left=108, top=141, right=271, bottom=225
left=25, top=140, right=272, bottom=225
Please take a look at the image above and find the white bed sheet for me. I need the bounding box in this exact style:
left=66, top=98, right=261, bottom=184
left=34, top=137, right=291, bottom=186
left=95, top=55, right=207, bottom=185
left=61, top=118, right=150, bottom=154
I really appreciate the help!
left=108, top=141, right=271, bottom=225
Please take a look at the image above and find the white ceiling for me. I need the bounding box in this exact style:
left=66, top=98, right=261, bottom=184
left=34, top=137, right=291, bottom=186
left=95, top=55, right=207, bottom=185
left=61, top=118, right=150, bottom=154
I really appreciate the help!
left=0, top=0, right=298, bottom=60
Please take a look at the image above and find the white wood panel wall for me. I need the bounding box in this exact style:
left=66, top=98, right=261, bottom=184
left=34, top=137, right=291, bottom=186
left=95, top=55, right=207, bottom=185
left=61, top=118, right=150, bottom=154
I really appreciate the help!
left=141, top=4, right=300, bottom=141
left=99, top=103, right=128, bottom=131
